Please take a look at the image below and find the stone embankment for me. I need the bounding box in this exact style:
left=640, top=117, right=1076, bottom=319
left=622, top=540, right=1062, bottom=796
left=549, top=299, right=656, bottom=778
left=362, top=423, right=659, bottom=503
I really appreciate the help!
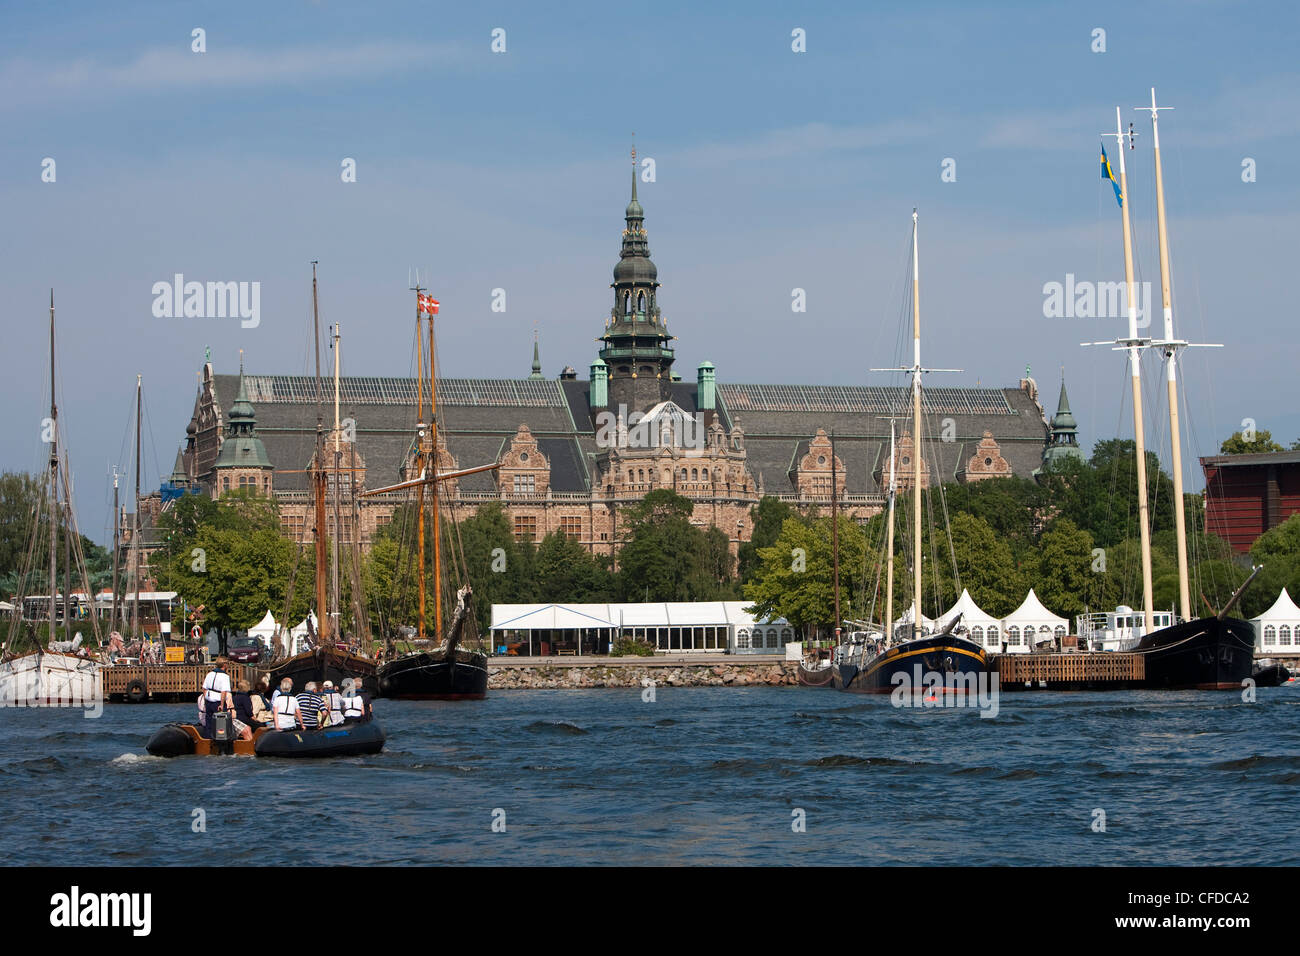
left=489, top=658, right=800, bottom=689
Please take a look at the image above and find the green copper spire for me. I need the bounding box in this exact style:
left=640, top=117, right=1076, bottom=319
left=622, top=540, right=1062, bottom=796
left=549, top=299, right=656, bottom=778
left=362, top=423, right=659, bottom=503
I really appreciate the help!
left=529, top=334, right=543, bottom=379
left=1042, top=372, right=1085, bottom=470
left=214, top=355, right=273, bottom=472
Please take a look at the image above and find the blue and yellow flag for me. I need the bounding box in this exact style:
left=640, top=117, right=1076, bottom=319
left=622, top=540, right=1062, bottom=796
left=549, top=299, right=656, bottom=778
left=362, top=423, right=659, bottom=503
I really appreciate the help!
left=1100, top=143, right=1123, bottom=208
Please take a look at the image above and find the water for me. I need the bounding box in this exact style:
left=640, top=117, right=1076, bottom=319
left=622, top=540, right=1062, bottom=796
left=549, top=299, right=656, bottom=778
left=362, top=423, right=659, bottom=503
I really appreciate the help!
left=3, top=686, right=1299, bottom=865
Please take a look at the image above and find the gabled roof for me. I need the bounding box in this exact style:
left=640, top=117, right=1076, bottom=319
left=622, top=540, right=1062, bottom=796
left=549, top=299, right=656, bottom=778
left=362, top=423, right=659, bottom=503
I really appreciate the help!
left=1252, top=588, right=1300, bottom=622
left=1003, top=588, right=1067, bottom=626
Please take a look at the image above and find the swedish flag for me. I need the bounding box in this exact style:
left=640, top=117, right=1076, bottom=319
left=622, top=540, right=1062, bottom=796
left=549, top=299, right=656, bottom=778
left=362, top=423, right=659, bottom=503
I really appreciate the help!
left=1100, top=143, right=1123, bottom=208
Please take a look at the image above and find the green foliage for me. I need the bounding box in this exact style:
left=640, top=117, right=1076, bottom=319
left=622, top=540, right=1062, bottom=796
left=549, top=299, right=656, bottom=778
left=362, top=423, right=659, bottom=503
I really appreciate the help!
left=616, top=489, right=735, bottom=602
left=737, top=496, right=800, bottom=579
left=940, top=511, right=1025, bottom=618
left=1034, top=518, right=1095, bottom=619
left=743, top=515, right=867, bottom=635
left=610, top=637, right=656, bottom=657
left=0, top=471, right=113, bottom=599
left=1219, top=429, right=1284, bottom=455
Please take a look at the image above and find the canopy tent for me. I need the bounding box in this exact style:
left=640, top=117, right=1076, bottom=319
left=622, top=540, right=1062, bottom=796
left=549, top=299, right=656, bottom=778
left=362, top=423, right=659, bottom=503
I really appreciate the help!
left=247, top=610, right=278, bottom=644
left=893, top=601, right=935, bottom=639
left=489, top=601, right=790, bottom=656
left=936, top=589, right=1003, bottom=651
left=1252, top=588, right=1300, bottom=654
left=1001, top=589, right=1068, bottom=653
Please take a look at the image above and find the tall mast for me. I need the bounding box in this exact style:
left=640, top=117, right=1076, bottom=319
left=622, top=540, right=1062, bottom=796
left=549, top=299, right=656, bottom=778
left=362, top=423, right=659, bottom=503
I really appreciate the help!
left=429, top=304, right=442, bottom=641
left=831, top=430, right=840, bottom=643
left=311, top=262, right=330, bottom=643
left=1140, top=88, right=1190, bottom=622
left=331, top=322, right=342, bottom=636
left=48, top=291, right=58, bottom=645
left=111, top=467, right=120, bottom=634
left=413, top=282, right=427, bottom=641
left=884, top=420, right=897, bottom=644
left=132, top=373, right=141, bottom=639
left=911, top=210, right=923, bottom=640
left=1108, top=107, right=1155, bottom=632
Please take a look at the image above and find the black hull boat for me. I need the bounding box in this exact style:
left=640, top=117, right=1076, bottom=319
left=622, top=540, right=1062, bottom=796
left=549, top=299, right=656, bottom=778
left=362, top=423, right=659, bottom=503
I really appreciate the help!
left=1251, top=660, right=1292, bottom=687
left=834, top=634, right=988, bottom=695
left=254, top=721, right=385, bottom=758
left=1134, top=616, right=1256, bottom=690
left=146, top=723, right=263, bottom=757
left=797, top=662, right=835, bottom=687
left=267, top=646, right=376, bottom=695
left=377, top=647, right=488, bottom=700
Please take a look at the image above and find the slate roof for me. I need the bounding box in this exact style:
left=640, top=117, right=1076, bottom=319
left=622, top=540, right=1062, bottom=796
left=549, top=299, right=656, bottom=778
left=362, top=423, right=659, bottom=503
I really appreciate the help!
left=209, top=373, right=1049, bottom=497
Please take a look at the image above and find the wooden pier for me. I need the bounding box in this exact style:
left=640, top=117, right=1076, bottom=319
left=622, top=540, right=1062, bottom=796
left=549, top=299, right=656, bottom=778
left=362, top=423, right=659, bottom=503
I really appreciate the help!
left=104, top=663, right=264, bottom=703
left=991, top=651, right=1144, bottom=690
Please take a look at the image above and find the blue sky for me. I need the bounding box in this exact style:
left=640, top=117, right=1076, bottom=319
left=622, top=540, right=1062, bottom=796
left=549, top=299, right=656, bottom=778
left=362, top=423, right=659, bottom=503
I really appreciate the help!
left=2, top=0, right=1297, bottom=546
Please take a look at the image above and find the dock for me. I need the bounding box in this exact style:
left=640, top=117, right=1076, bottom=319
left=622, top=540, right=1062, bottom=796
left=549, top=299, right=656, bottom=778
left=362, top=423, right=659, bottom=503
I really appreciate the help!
left=104, top=663, right=264, bottom=703
left=991, top=651, right=1145, bottom=690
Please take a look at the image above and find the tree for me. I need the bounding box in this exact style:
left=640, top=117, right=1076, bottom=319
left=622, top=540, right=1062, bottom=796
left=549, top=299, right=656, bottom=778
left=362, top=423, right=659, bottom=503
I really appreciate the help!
left=743, top=516, right=867, bottom=636
left=617, top=489, right=737, bottom=602
left=1219, top=429, right=1284, bottom=455
left=1034, top=518, right=1095, bottom=619
left=738, top=496, right=800, bottom=581
left=535, top=531, right=615, bottom=604
left=941, top=511, right=1025, bottom=618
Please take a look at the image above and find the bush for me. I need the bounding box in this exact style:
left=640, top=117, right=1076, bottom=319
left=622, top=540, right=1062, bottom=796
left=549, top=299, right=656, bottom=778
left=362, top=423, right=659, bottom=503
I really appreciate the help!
left=610, top=637, right=656, bottom=657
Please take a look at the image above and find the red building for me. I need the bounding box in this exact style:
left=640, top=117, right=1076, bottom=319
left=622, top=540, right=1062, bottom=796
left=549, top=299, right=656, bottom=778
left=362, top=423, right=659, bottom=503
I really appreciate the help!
left=1200, top=451, right=1300, bottom=553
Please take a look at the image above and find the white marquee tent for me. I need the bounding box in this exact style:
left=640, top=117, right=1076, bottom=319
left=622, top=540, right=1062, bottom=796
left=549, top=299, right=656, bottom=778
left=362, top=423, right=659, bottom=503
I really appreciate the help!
left=1001, top=589, right=1069, bottom=653
left=1252, top=589, right=1300, bottom=654
left=936, top=589, right=1003, bottom=651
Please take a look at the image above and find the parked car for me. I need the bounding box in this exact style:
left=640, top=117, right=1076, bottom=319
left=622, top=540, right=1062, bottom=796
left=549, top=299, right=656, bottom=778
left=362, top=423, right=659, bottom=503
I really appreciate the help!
left=228, top=636, right=264, bottom=664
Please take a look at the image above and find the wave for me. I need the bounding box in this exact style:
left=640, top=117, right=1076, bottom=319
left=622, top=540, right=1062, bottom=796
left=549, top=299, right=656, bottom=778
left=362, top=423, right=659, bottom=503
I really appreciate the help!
left=524, top=720, right=588, bottom=735
left=1209, top=754, right=1300, bottom=772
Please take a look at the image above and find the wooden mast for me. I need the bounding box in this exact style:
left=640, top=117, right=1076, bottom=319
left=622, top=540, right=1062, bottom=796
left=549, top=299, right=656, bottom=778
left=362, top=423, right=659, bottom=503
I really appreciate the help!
left=311, top=262, right=331, bottom=643
left=331, top=322, right=342, bottom=638
left=132, top=373, right=141, bottom=640
left=413, top=282, right=427, bottom=642
left=110, top=467, right=120, bottom=634
left=1111, top=108, right=1155, bottom=632
left=428, top=304, right=442, bottom=641
left=910, top=210, right=923, bottom=641
left=1141, top=88, right=1190, bottom=622
left=884, top=420, right=896, bottom=644
left=831, top=430, right=840, bottom=643
left=48, top=291, right=58, bottom=646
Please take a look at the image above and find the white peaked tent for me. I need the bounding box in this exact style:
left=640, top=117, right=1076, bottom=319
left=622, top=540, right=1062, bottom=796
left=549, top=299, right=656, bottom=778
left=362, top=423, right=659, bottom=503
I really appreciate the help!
left=247, top=610, right=278, bottom=645
left=1252, top=589, right=1300, bottom=653
left=1001, top=589, right=1068, bottom=653
left=936, top=589, right=1003, bottom=650
left=894, top=601, right=935, bottom=638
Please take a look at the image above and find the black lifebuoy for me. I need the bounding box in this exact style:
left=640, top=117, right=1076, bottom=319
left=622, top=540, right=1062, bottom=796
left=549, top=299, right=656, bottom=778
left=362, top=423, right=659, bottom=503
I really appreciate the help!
left=126, top=680, right=147, bottom=703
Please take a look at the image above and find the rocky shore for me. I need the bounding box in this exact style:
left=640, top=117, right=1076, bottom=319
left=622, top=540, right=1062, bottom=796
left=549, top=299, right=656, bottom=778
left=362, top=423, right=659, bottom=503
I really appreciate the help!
left=489, top=660, right=800, bottom=689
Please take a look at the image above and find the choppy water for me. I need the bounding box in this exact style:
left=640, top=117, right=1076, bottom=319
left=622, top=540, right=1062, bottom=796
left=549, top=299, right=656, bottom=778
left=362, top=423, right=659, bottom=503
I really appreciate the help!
left=3, top=686, right=1299, bottom=865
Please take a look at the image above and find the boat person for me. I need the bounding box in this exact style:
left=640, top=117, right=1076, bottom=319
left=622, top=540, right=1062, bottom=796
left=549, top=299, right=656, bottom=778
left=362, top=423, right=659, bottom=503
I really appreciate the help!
left=296, top=681, right=326, bottom=730
left=201, top=659, right=234, bottom=726
left=341, top=677, right=371, bottom=723
left=322, top=681, right=346, bottom=727
left=230, top=679, right=257, bottom=739
left=272, top=677, right=304, bottom=730
left=248, top=680, right=272, bottom=727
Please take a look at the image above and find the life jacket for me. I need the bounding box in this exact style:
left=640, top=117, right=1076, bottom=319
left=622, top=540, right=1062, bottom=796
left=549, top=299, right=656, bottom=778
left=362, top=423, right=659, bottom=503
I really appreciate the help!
left=342, top=693, right=365, bottom=719
left=202, top=670, right=230, bottom=703
left=272, top=694, right=299, bottom=730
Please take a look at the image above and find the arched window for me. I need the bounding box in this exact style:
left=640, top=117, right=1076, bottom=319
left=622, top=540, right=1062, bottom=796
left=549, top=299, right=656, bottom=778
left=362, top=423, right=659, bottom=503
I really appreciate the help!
left=737, top=629, right=750, bottom=649
left=1039, top=625, right=1052, bottom=638
left=691, top=468, right=698, bottom=481
left=1280, top=625, right=1292, bottom=646
left=971, top=626, right=983, bottom=642
left=767, top=629, right=779, bottom=648
left=1007, top=625, right=1020, bottom=646
left=1265, top=625, right=1276, bottom=643
left=680, top=467, right=688, bottom=480
left=637, top=291, right=646, bottom=312
left=782, top=628, right=793, bottom=643
left=986, top=625, right=999, bottom=647
left=1054, top=625, right=1066, bottom=639
left=623, top=292, right=631, bottom=314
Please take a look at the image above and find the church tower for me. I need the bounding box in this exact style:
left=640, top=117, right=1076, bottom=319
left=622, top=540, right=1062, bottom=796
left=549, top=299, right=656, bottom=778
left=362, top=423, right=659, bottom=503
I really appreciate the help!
left=211, top=360, right=274, bottom=497
left=599, top=148, right=675, bottom=416
left=1041, top=376, right=1086, bottom=470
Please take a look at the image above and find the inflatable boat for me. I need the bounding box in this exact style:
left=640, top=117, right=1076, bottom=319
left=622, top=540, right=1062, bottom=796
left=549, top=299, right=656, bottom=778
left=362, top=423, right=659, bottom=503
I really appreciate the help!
left=146, top=720, right=384, bottom=758
left=254, top=721, right=385, bottom=758
left=145, top=722, right=265, bottom=757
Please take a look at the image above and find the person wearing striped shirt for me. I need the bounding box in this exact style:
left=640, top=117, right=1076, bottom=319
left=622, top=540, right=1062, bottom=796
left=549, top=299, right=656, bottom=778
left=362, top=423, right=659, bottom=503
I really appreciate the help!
left=296, top=682, right=325, bottom=730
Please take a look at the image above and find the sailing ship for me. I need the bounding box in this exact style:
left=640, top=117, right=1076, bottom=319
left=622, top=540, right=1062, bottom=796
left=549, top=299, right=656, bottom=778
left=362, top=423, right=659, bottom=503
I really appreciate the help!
left=0, top=293, right=103, bottom=706
left=1082, top=97, right=1256, bottom=689
left=797, top=432, right=840, bottom=687
left=267, top=265, right=375, bottom=692
left=834, top=212, right=988, bottom=694
left=362, top=286, right=499, bottom=700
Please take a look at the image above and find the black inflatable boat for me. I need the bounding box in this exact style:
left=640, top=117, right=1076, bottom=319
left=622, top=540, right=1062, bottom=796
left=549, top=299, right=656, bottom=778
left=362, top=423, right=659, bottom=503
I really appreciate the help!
left=254, top=721, right=385, bottom=758
left=145, top=722, right=262, bottom=757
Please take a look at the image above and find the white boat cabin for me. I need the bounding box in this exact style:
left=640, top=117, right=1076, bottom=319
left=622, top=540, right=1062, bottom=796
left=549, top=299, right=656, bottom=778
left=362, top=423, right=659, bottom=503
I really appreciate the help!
left=1075, top=605, right=1177, bottom=651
